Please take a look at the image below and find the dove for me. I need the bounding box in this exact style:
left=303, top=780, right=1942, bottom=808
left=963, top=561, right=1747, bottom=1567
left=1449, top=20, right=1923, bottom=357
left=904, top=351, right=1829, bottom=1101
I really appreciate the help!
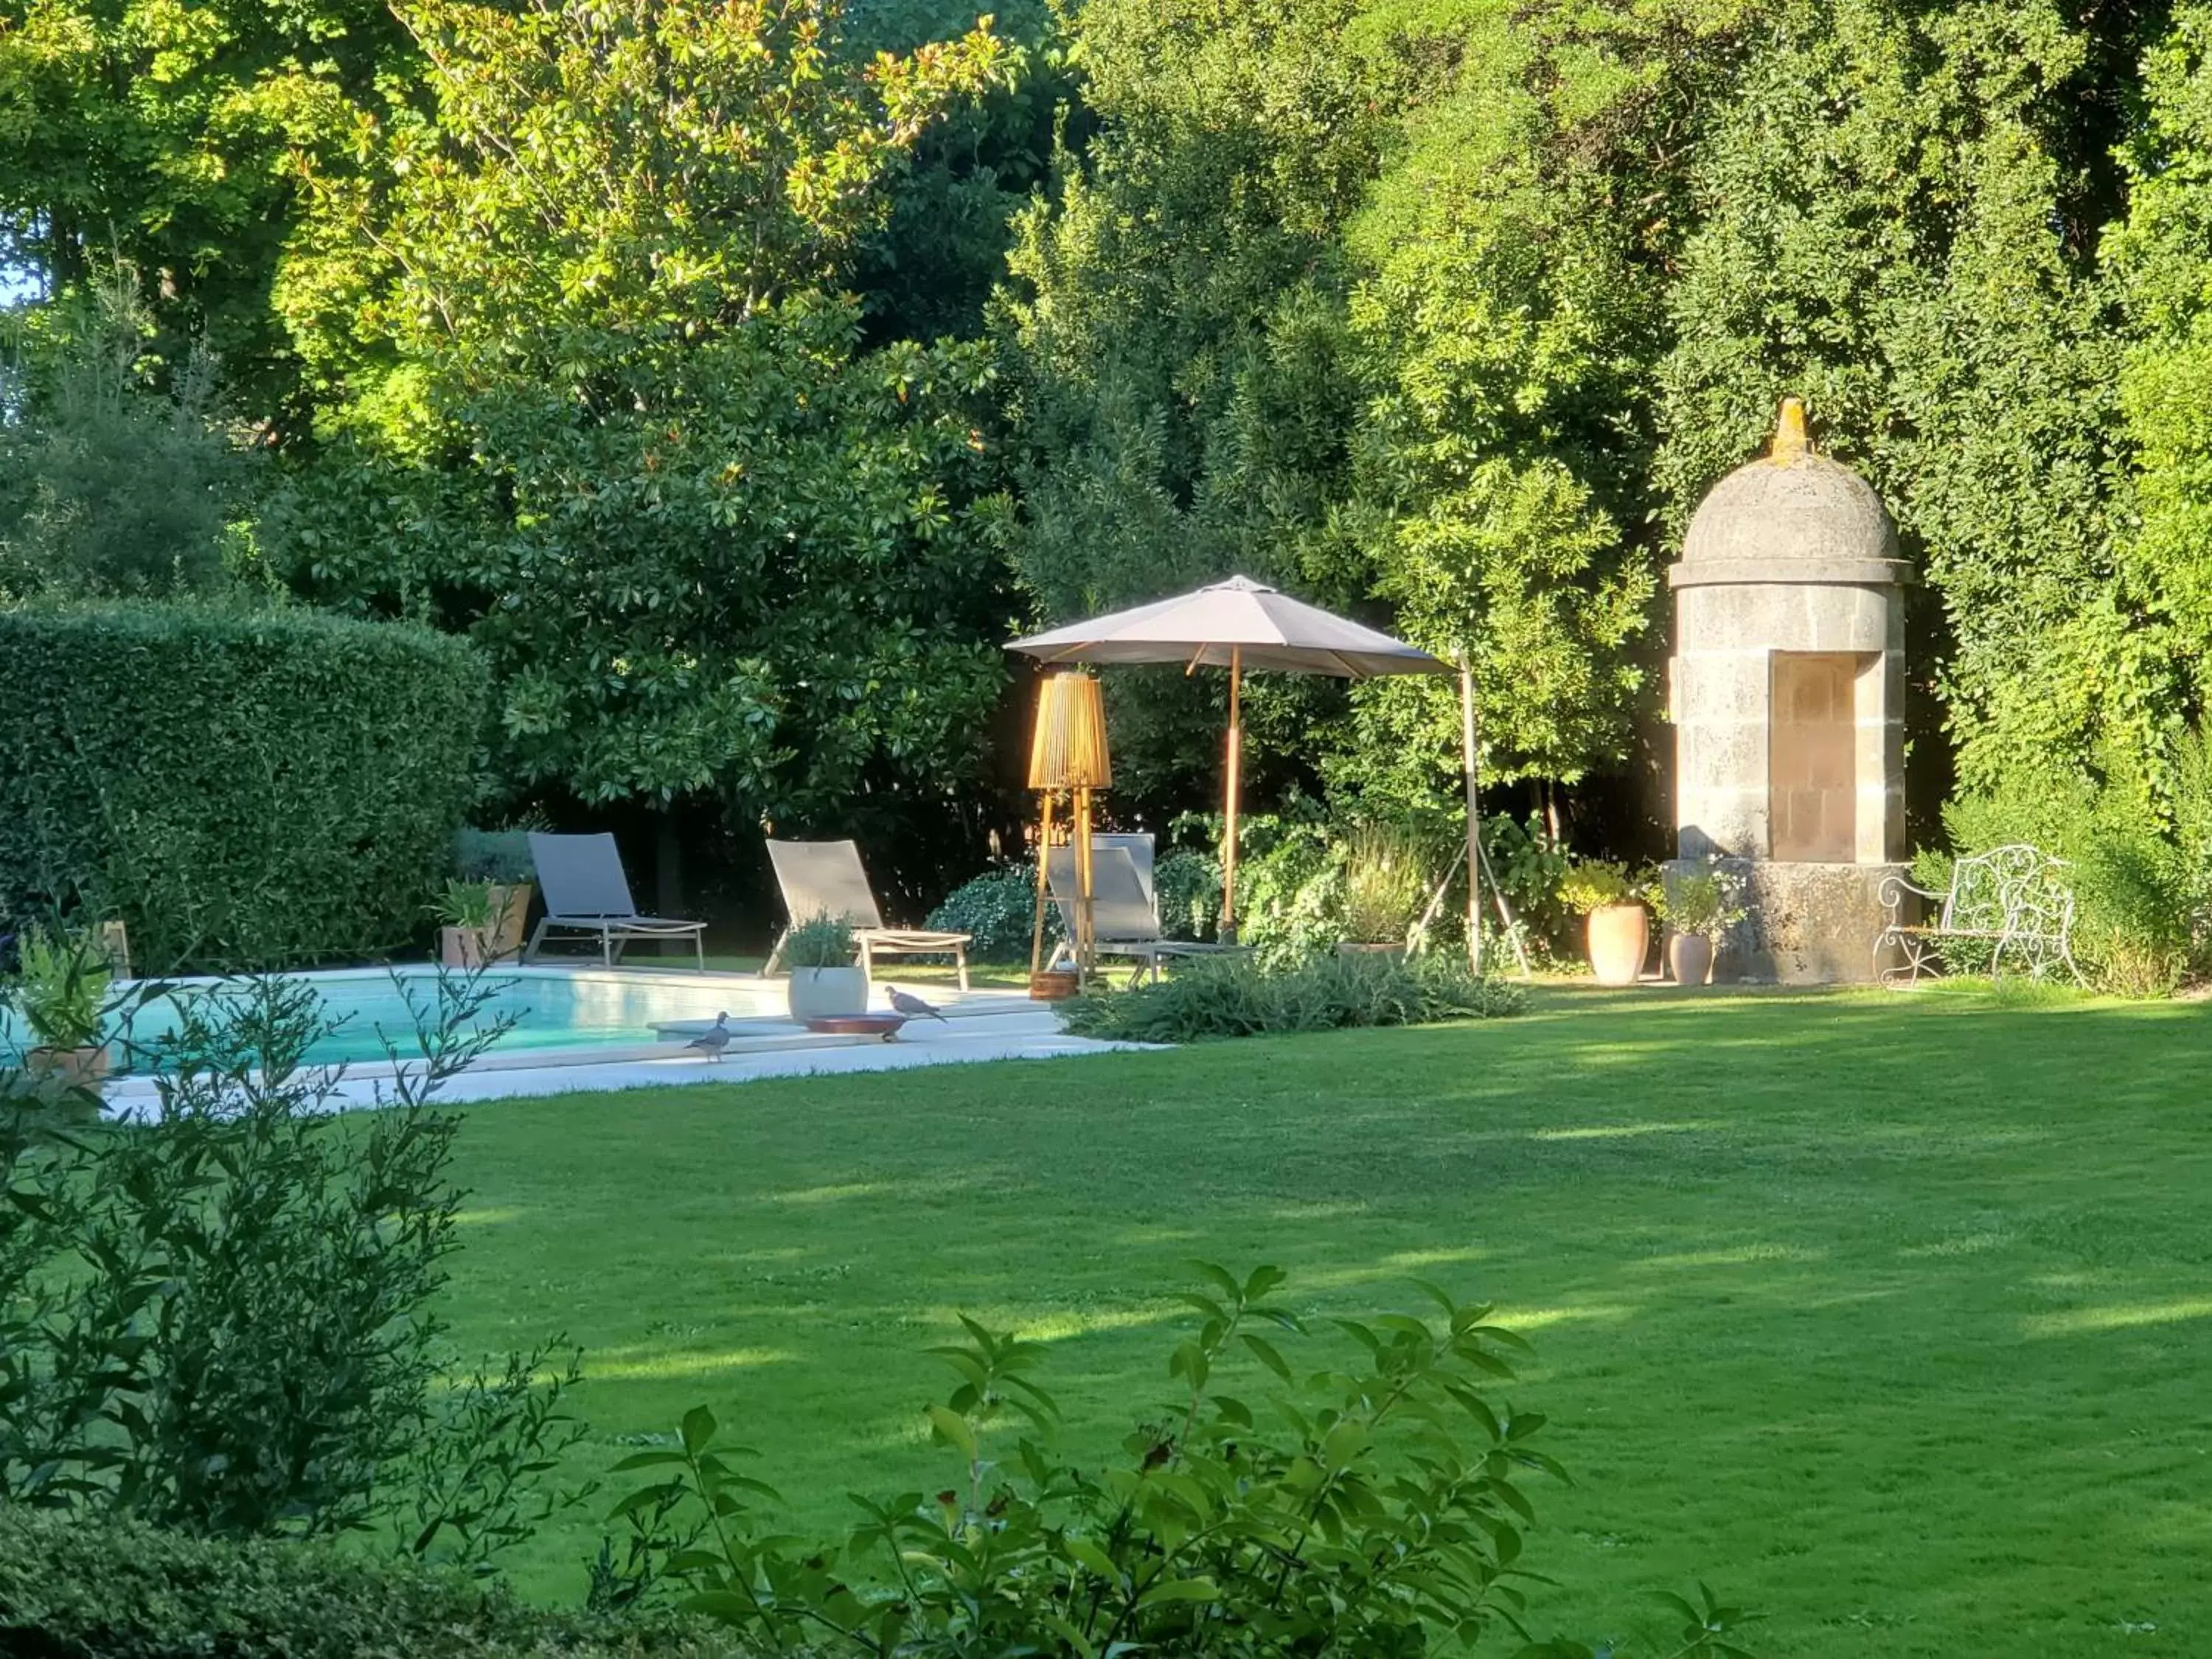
left=886, top=987, right=947, bottom=1023
left=685, top=1012, right=732, bottom=1060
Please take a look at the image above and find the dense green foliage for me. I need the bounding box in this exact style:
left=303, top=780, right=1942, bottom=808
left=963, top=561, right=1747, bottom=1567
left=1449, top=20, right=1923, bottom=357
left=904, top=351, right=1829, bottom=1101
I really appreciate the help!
left=608, top=1265, right=1752, bottom=1658
left=0, top=0, right=410, bottom=421
left=2115, top=2, right=2212, bottom=734
left=995, top=2, right=1735, bottom=809
left=0, top=973, right=585, bottom=1562
left=1061, top=950, right=1523, bottom=1040
left=265, top=0, right=1014, bottom=841
left=0, top=603, right=484, bottom=972
left=927, top=863, right=1060, bottom=961
left=0, top=1507, right=717, bottom=1659
left=0, top=279, right=251, bottom=601
left=18, top=0, right=2212, bottom=954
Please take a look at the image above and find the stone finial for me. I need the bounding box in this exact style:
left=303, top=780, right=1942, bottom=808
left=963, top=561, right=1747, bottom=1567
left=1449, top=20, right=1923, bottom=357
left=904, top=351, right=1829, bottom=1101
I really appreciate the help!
left=1769, top=397, right=1810, bottom=466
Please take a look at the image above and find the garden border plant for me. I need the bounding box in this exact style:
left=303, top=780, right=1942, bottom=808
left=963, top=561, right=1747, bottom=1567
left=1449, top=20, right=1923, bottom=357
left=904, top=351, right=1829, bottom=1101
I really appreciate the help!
left=1060, top=950, right=1523, bottom=1043
left=0, top=965, right=587, bottom=1571
left=602, top=1262, right=1756, bottom=1657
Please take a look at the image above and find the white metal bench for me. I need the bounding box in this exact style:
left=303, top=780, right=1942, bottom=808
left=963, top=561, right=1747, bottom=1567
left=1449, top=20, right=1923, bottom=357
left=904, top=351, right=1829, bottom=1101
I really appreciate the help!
left=1875, top=844, right=2082, bottom=986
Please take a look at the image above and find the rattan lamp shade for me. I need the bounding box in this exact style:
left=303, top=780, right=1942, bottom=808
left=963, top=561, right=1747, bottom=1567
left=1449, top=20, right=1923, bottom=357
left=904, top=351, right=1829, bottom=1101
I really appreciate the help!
left=1027, top=673, right=1113, bottom=791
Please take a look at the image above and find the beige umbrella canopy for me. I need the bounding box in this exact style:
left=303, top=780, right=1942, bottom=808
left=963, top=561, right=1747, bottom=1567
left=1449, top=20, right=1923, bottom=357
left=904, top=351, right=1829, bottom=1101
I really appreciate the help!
left=1007, top=576, right=1472, bottom=946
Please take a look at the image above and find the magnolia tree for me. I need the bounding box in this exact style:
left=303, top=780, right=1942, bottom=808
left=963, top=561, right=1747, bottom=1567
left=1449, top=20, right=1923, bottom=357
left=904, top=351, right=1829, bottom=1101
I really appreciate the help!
left=269, top=0, right=1014, bottom=821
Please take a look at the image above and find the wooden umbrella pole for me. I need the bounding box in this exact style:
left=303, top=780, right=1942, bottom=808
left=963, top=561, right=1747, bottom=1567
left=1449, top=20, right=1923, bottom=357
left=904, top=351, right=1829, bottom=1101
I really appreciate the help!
left=1461, top=661, right=1481, bottom=976
left=1029, top=790, right=1057, bottom=977
left=1222, top=646, right=1242, bottom=939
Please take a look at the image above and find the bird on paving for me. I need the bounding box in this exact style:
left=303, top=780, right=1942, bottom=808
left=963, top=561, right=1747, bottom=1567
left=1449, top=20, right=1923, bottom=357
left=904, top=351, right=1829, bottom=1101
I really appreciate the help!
left=686, top=1012, right=732, bottom=1060
left=886, top=987, right=947, bottom=1023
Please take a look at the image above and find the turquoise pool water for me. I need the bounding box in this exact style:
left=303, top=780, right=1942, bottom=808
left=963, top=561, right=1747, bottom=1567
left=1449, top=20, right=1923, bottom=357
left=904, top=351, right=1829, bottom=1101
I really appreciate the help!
left=8, top=967, right=761, bottom=1071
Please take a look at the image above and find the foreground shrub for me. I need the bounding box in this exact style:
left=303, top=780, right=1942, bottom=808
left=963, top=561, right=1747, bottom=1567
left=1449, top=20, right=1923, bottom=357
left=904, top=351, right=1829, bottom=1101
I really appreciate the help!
left=0, top=1506, right=720, bottom=1659
left=607, top=1263, right=1754, bottom=1658
left=0, top=970, right=581, bottom=1568
left=1062, top=950, right=1525, bottom=1043
left=0, top=601, right=487, bottom=972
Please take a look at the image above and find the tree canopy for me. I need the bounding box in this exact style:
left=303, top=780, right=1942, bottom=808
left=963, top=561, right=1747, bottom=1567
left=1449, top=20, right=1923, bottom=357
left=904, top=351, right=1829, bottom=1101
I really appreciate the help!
left=263, top=0, right=1014, bottom=832
left=8, top=0, right=2212, bottom=882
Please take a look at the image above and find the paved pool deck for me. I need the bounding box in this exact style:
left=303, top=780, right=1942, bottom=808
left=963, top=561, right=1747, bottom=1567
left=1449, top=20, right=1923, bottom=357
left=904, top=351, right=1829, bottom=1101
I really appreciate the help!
left=99, top=977, right=1151, bottom=1114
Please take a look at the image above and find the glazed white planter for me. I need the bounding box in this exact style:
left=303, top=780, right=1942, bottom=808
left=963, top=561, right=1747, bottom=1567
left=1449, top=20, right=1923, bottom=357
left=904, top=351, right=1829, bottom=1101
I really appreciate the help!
left=787, top=966, right=868, bottom=1022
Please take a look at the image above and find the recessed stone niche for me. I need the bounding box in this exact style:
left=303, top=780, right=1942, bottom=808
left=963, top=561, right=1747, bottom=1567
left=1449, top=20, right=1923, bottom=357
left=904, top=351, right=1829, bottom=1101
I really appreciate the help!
left=1664, top=399, right=1913, bottom=983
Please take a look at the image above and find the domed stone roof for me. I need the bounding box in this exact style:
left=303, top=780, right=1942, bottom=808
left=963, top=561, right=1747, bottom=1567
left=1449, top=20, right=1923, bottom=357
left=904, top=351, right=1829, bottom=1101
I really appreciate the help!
left=1674, top=400, right=1907, bottom=585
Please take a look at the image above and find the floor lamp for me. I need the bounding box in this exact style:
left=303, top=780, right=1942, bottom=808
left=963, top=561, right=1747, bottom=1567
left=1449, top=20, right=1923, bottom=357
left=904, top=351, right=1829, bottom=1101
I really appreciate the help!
left=1028, top=672, right=1113, bottom=983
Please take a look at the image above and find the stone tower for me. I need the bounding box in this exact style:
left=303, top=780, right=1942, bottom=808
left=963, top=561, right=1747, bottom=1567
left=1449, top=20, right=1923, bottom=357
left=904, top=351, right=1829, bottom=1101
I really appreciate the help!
left=1666, top=399, right=1913, bottom=983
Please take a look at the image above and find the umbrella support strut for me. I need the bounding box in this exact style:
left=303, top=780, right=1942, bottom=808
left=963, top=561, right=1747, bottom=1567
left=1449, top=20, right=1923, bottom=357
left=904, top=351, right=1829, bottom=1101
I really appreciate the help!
left=1222, top=646, right=1242, bottom=941
left=1461, top=663, right=1481, bottom=975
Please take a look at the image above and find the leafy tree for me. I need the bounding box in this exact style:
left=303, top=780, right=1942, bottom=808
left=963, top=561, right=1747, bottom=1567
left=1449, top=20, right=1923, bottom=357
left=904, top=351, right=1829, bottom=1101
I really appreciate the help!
left=269, top=0, right=1014, bottom=828
left=845, top=0, right=1070, bottom=347
left=1327, top=1, right=1745, bottom=800
left=995, top=0, right=1381, bottom=807
left=0, top=268, right=248, bottom=599
left=2113, top=2, right=2212, bottom=730
left=0, top=0, right=406, bottom=421
left=1000, top=0, right=1736, bottom=812
left=1656, top=0, right=2185, bottom=804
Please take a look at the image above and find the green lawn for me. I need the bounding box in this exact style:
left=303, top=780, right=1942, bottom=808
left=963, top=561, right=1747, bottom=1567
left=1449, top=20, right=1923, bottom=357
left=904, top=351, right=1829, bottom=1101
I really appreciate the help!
left=440, top=986, right=2212, bottom=1655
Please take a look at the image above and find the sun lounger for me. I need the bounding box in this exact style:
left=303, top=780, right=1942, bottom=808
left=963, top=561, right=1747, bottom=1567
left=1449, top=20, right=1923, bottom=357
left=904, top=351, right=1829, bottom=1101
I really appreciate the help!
left=764, top=839, right=971, bottom=989
left=1046, top=837, right=1233, bottom=984
left=524, top=832, right=706, bottom=969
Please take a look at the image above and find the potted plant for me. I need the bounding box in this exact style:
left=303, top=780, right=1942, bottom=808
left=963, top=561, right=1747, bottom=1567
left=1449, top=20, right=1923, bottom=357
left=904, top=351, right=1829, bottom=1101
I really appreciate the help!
left=1652, top=861, right=1747, bottom=988
left=782, top=912, right=868, bottom=1021
left=435, top=879, right=501, bottom=968
left=1335, top=823, right=1430, bottom=958
left=8, top=923, right=114, bottom=1091
left=454, top=829, right=537, bottom=961
left=1559, top=859, right=1650, bottom=987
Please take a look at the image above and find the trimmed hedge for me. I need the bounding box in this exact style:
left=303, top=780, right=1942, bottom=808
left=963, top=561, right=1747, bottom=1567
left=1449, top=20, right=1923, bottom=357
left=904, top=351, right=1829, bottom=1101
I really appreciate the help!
left=0, top=602, right=487, bottom=972
left=0, top=1506, right=728, bottom=1659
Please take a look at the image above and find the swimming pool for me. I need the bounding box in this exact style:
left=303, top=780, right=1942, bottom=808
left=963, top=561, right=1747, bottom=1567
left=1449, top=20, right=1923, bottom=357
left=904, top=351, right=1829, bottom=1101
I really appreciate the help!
left=16, top=967, right=782, bottom=1071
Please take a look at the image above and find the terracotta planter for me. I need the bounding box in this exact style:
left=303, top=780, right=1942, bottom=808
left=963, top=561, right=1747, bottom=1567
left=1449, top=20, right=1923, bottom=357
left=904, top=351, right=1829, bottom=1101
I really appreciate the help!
left=788, top=966, right=868, bottom=1021
left=1667, top=932, right=1714, bottom=988
left=1585, top=904, right=1649, bottom=987
left=487, top=883, right=534, bottom=961
left=27, top=1044, right=111, bottom=1093
left=439, top=925, right=489, bottom=969
left=1029, top=969, right=1080, bottom=1001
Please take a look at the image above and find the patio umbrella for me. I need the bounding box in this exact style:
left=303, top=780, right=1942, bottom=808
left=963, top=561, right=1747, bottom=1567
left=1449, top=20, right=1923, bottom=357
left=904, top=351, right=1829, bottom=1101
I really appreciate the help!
left=1008, top=576, right=1480, bottom=955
